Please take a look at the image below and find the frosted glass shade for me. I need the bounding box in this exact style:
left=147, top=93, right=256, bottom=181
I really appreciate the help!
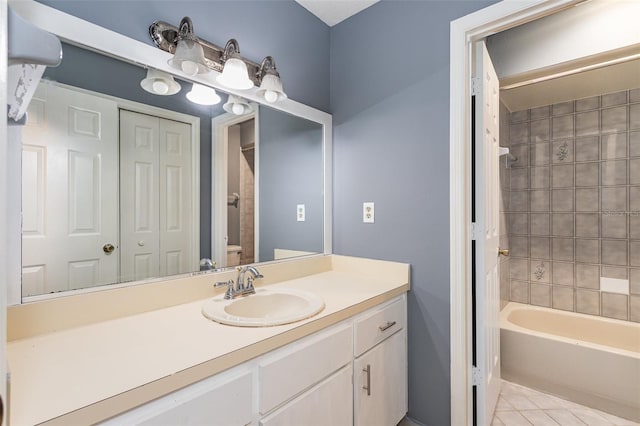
left=186, top=83, right=221, bottom=105
left=217, top=57, right=253, bottom=90
left=140, top=69, right=181, bottom=95
left=168, top=39, right=209, bottom=76
left=256, top=73, right=287, bottom=103
left=223, top=95, right=253, bottom=115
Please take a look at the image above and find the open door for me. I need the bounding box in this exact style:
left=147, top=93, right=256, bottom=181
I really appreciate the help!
left=472, top=40, right=501, bottom=425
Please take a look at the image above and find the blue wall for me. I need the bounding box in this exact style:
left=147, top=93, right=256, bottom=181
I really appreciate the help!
left=259, top=107, right=324, bottom=261
left=330, top=1, right=496, bottom=424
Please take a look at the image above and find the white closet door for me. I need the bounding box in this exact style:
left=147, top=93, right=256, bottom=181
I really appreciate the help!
left=21, top=83, right=119, bottom=295
left=159, top=118, right=194, bottom=276
left=119, top=110, right=160, bottom=282
left=120, top=111, right=193, bottom=281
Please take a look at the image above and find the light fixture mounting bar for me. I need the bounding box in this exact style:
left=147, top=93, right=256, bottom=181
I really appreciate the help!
left=149, top=20, right=262, bottom=85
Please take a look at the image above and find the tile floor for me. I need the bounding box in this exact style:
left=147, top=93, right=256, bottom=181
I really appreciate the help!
left=493, top=381, right=639, bottom=426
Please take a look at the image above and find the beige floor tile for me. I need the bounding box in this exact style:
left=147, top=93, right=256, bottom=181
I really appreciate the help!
left=502, top=394, right=540, bottom=410
left=527, top=393, right=568, bottom=410
left=497, top=396, right=516, bottom=411
left=496, top=411, right=535, bottom=426
left=570, top=408, right=614, bottom=426
left=545, top=409, right=589, bottom=426
left=492, top=417, right=507, bottom=426
left=520, top=409, right=561, bottom=426
left=590, top=409, right=640, bottom=426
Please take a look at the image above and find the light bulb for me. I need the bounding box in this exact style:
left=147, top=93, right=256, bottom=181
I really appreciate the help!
left=232, top=103, right=245, bottom=115
left=181, top=60, right=199, bottom=76
left=264, top=90, right=278, bottom=103
left=152, top=80, right=169, bottom=95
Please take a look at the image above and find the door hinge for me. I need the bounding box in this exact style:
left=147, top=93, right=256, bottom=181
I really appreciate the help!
left=471, top=77, right=481, bottom=96
left=472, top=366, right=482, bottom=386
left=470, top=222, right=477, bottom=241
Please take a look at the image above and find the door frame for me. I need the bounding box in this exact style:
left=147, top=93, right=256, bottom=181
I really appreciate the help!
left=212, top=110, right=259, bottom=268
left=0, top=0, right=8, bottom=420
left=448, top=0, right=580, bottom=424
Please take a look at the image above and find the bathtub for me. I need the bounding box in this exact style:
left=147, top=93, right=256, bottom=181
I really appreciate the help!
left=500, top=302, right=640, bottom=422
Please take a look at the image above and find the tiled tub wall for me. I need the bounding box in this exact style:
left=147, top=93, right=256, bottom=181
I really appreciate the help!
left=507, top=88, right=640, bottom=322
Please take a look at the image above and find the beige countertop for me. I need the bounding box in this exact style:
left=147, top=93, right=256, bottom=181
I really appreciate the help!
left=7, top=255, right=409, bottom=425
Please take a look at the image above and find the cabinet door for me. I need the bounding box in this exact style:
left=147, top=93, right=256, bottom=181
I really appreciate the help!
left=260, top=365, right=353, bottom=426
left=354, top=329, right=407, bottom=426
left=100, top=369, right=252, bottom=426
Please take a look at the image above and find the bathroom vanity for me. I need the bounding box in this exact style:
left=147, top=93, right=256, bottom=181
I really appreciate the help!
left=7, top=255, right=409, bottom=425
left=3, top=3, right=409, bottom=425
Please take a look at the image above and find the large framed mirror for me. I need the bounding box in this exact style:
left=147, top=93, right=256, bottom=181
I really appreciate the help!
left=9, top=1, right=332, bottom=303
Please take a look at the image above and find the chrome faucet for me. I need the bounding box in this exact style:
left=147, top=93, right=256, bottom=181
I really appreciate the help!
left=214, top=265, right=263, bottom=300
left=237, top=265, right=263, bottom=292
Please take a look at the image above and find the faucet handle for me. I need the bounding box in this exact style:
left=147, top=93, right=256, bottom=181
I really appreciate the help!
left=214, top=279, right=235, bottom=299
left=245, top=276, right=255, bottom=292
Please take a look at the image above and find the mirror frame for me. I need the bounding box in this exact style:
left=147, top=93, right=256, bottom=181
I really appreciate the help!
left=8, top=0, right=332, bottom=304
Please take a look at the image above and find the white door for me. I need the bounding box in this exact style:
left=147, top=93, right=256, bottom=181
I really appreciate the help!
left=473, top=41, right=501, bottom=425
left=21, top=82, right=119, bottom=295
left=120, top=110, right=194, bottom=282
left=158, top=117, right=194, bottom=276
left=119, top=110, right=160, bottom=282
left=354, top=330, right=407, bottom=426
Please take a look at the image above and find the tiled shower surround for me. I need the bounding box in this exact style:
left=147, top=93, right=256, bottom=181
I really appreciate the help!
left=505, top=88, right=640, bottom=322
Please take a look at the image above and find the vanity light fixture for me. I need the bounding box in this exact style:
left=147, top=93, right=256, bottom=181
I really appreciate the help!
left=186, top=83, right=221, bottom=105
left=140, top=68, right=181, bottom=95
left=149, top=18, right=286, bottom=102
left=256, top=56, right=287, bottom=103
left=216, top=39, right=254, bottom=90
left=166, top=17, right=209, bottom=76
left=223, top=95, right=253, bottom=115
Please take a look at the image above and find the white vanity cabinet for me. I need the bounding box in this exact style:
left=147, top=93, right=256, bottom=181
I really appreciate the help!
left=99, top=295, right=407, bottom=426
left=354, top=329, right=407, bottom=426
left=354, top=297, right=408, bottom=426
left=260, top=365, right=353, bottom=426
left=101, top=367, right=253, bottom=426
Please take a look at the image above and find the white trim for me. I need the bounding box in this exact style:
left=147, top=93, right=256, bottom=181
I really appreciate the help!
left=449, top=1, right=581, bottom=424
left=1, top=0, right=9, bottom=412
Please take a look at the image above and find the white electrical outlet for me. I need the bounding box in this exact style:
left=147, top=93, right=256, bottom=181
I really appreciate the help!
left=297, top=204, right=305, bottom=222
left=363, top=202, right=374, bottom=223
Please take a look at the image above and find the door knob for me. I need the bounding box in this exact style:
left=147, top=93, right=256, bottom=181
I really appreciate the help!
left=498, top=248, right=509, bottom=256
left=103, top=243, right=115, bottom=254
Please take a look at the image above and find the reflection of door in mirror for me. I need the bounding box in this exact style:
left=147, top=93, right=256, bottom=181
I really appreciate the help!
left=22, top=83, right=119, bottom=296
left=21, top=83, right=198, bottom=296
left=227, top=119, right=255, bottom=267
left=120, top=110, right=194, bottom=282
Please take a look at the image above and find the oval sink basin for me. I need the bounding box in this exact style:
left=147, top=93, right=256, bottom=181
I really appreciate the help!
left=202, top=287, right=325, bottom=327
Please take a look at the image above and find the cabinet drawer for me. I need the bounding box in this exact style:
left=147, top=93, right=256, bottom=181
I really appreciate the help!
left=260, top=365, right=353, bottom=426
left=354, top=296, right=405, bottom=356
left=258, top=322, right=352, bottom=414
left=100, top=368, right=252, bottom=426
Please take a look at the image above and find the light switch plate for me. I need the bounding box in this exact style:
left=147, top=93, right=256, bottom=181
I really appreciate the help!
left=363, top=202, right=374, bottom=223
left=297, top=204, right=305, bottom=222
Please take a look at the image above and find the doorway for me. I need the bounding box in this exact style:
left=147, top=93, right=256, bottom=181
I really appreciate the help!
left=450, top=0, right=640, bottom=423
